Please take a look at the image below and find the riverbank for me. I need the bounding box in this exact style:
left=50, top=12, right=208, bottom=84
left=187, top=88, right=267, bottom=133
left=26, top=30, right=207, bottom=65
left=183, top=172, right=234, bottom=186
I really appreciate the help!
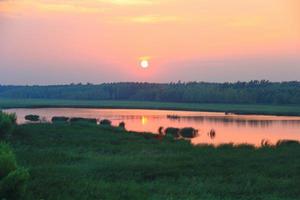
left=1, top=98, right=300, bottom=116
left=8, top=123, right=300, bottom=200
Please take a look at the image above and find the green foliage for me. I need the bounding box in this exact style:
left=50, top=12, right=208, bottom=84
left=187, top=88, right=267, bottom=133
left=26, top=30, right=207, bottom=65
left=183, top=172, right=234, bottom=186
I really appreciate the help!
left=0, top=143, right=17, bottom=178
left=52, top=116, right=70, bottom=123
left=179, top=127, right=198, bottom=138
left=9, top=123, right=300, bottom=200
left=118, top=122, right=125, bottom=129
left=70, top=117, right=97, bottom=124
left=25, top=114, right=40, bottom=122
left=2, top=98, right=300, bottom=116
left=0, top=111, right=16, bottom=138
left=276, top=140, right=300, bottom=147
left=0, top=168, right=30, bottom=200
left=100, top=119, right=112, bottom=126
left=1, top=80, right=300, bottom=104
left=164, top=127, right=180, bottom=138
left=164, top=127, right=198, bottom=138
left=0, top=143, right=29, bottom=199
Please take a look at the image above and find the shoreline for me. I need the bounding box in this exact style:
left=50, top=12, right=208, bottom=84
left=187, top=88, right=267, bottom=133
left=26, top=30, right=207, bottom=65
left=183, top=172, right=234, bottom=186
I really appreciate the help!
left=1, top=98, right=300, bottom=117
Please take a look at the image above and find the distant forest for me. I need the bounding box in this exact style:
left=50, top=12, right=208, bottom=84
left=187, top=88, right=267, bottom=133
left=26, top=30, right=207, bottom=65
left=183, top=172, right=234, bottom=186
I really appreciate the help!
left=1, top=80, right=300, bottom=104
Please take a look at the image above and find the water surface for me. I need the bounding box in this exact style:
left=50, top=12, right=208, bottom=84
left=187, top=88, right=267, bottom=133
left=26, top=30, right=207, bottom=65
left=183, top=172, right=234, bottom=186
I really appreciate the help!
left=5, top=108, right=300, bottom=146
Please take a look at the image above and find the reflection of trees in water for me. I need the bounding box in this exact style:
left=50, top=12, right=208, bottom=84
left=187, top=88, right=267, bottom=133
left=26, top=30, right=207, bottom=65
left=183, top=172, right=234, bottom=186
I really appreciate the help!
left=167, top=115, right=300, bottom=127
left=109, top=115, right=163, bottom=120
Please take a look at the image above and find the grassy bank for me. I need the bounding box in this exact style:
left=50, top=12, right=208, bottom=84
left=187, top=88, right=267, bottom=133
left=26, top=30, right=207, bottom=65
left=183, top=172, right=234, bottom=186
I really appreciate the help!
left=1, top=98, right=300, bottom=116
left=8, top=123, right=300, bottom=200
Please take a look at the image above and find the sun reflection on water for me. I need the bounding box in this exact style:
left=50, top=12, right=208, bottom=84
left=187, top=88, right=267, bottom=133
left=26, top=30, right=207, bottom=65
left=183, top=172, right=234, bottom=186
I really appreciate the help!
left=141, top=116, right=148, bottom=125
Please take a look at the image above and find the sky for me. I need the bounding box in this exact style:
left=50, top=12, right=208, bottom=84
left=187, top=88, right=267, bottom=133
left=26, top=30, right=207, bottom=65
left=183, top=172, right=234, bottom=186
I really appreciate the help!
left=0, top=0, right=299, bottom=85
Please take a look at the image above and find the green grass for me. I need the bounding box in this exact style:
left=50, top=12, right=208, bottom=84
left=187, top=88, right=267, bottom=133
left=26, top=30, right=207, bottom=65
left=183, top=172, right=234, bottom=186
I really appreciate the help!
left=7, top=123, right=300, bottom=200
left=1, top=98, right=300, bottom=116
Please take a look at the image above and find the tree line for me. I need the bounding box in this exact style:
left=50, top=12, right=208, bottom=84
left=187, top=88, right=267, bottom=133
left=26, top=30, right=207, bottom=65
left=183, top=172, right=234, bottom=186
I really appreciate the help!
left=1, top=80, right=300, bottom=104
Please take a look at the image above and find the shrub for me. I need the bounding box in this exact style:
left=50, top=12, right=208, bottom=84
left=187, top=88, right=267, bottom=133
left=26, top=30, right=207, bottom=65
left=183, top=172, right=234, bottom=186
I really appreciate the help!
left=25, top=114, right=40, bottom=122
left=0, top=143, right=17, bottom=178
left=179, top=127, right=198, bottom=138
left=118, top=122, right=125, bottom=129
left=70, top=117, right=97, bottom=124
left=0, top=143, right=29, bottom=199
left=52, top=116, right=69, bottom=123
left=164, top=127, right=180, bottom=138
left=100, top=119, right=112, bottom=126
left=276, top=140, right=300, bottom=147
left=0, top=111, right=16, bottom=138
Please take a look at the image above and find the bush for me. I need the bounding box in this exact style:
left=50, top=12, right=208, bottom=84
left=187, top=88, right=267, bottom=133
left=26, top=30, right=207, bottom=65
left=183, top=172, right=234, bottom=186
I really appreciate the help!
left=100, top=119, right=112, bottom=126
left=25, top=114, right=40, bottom=122
left=179, top=127, right=198, bottom=138
left=276, top=140, right=300, bottom=147
left=0, top=111, right=16, bottom=138
left=0, top=143, right=29, bottom=199
left=164, top=127, right=180, bottom=138
left=52, top=116, right=69, bottom=123
left=118, top=122, right=125, bottom=129
left=70, top=117, right=97, bottom=124
left=0, top=143, right=17, bottom=178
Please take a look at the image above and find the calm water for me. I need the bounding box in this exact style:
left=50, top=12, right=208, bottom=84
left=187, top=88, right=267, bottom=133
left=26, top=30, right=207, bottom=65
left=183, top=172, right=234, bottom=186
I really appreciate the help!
left=4, top=108, right=300, bottom=146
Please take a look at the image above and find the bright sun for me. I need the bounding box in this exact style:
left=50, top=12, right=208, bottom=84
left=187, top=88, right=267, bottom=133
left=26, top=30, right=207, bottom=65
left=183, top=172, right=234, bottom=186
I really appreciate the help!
left=140, top=60, right=149, bottom=69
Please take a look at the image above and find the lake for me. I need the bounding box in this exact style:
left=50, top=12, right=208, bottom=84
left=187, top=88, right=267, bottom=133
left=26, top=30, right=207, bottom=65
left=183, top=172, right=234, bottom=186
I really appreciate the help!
left=4, top=108, right=300, bottom=146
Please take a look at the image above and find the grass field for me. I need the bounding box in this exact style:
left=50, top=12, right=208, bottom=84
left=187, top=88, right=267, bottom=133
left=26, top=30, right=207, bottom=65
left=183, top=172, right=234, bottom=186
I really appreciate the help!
left=1, top=98, right=300, bottom=116
left=8, top=123, right=300, bottom=200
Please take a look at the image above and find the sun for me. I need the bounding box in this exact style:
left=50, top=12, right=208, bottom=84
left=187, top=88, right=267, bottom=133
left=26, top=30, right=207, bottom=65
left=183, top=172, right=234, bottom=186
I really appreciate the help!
left=140, top=59, right=149, bottom=69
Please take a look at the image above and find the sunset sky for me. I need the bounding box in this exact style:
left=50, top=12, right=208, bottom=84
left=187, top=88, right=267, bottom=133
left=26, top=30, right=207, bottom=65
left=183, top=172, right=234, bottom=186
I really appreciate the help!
left=0, top=0, right=299, bottom=84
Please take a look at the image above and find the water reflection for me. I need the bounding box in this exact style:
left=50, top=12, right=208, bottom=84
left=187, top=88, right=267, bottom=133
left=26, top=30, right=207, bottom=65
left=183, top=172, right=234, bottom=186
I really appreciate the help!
left=168, top=115, right=300, bottom=128
left=4, top=108, right=300, bottom=146
left=141, top=116, right=148, bottom=125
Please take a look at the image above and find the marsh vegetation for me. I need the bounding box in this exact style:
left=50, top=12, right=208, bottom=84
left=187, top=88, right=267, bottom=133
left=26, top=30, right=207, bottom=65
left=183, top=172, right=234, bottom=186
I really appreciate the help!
left=3, top=123, right=300, bottom=200
left=1, top=109, right=300, bottom=199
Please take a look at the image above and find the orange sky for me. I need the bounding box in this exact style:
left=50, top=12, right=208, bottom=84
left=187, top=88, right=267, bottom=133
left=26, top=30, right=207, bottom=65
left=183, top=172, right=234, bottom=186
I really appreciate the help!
left=0, top=0, right=299, bottom=84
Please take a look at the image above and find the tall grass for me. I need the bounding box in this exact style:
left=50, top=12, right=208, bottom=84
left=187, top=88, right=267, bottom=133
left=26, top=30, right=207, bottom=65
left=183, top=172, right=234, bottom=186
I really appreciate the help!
left=0, top=111, right=17, bottom=138
left=7, top=123, right=300, bottom=200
